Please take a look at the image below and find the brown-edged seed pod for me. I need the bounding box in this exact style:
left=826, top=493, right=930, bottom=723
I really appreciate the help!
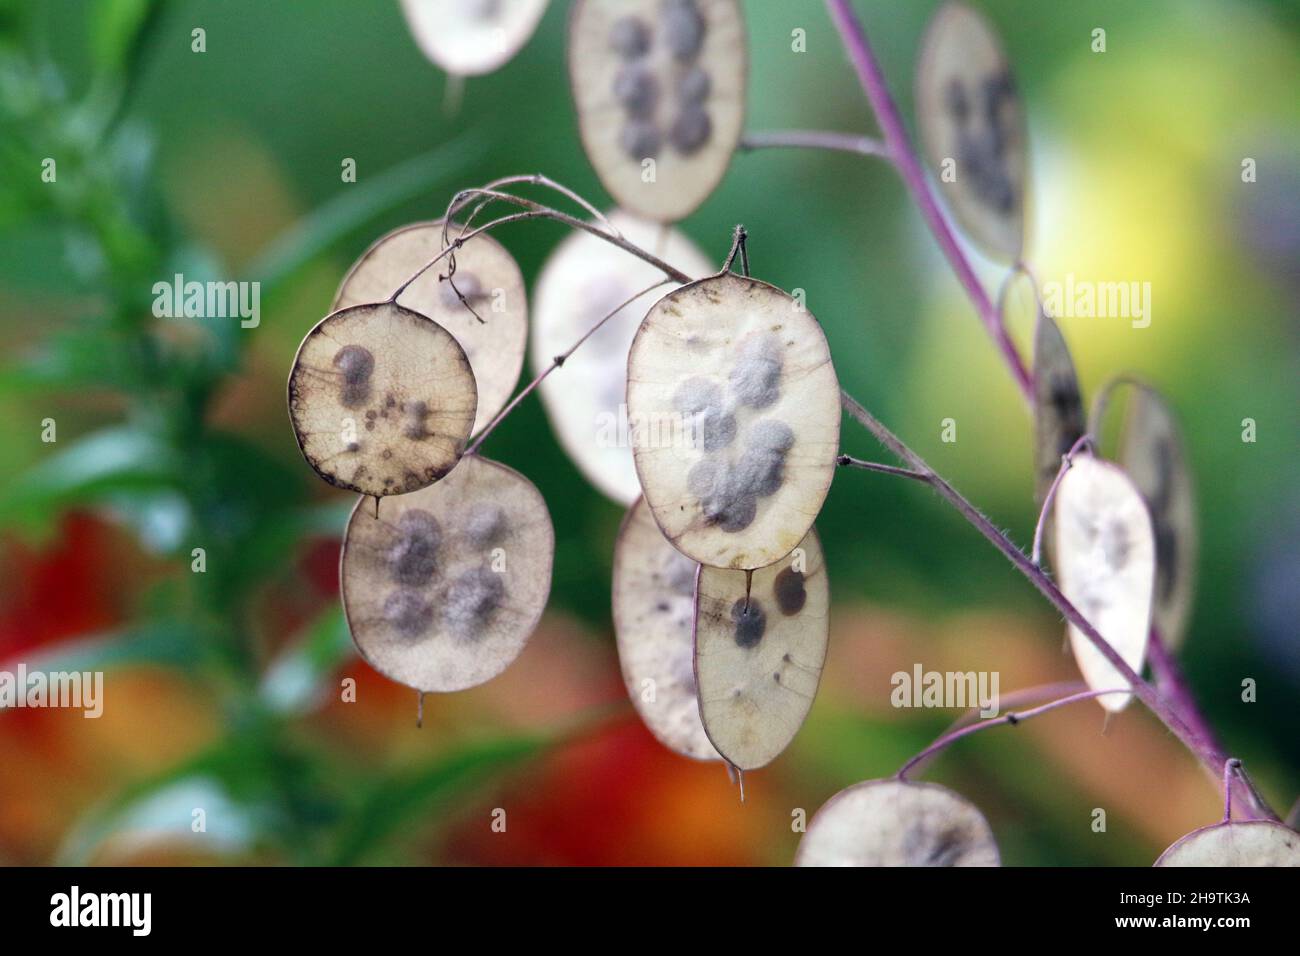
left=340, top=454, right=554, bottom=692
left=288, top=302, right=477, bottom=497
left=626, top=272, right=840, bottom=570
left=532, top=210, right=713, bottom=503
left=1032, top=310, right=1086, bottom=506
left=916, top=1, right=1027, bottom=262
left=612, top=496, right=719, bottom=761
left=693, top=529, right=828, bottom=770
left=334, top=222, right=527, bottom=437
left=1101, top=383, right=1198, bottom=653
left=400, top=0, right=549, bottom=77
left=1053, top=455, right=1156, bottom=713
left=796, top=779, right=1001, bottom=867
left=1155, top=821, right=1300, bottom=867
left=568, top=0, right=746, bottom=223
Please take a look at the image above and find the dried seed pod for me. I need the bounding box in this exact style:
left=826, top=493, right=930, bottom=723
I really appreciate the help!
left=400, top=0, right=549, bottom=76
left=916, top=1, right=1027, bottom=261
left=1155, top=821, right=1300, bottom=867
left=693, top=529, right=828, bottom=770
left=532, top=210, right=713, bottom=503
left=288, top=302, right=477, bottom=497
left=796, top=779, right=1001, bottom=867
left=568, top=0, right=746, bottom=222
left=1053, top=456, right=1156, bottom=712
left=1032, top=310, right=1085, bottom=506
left=334, top=222, right=527, bottom=436
left=1095, top=382, right=1198, bottom=653
left=612, top=496, right=719, bottom=761
left=340, top=454, right=554, bottom=692
left=626, top=272, right=840, bottom=570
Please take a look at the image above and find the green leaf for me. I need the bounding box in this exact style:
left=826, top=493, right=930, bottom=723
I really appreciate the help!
left=259, top=607, right=353, bottom=715
left=87, top=0, right=157, bottom=79
left=4, top=619, right=204, bottom=679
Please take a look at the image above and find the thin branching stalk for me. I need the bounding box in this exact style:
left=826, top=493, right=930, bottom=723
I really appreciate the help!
left=740, top=129, right=891, bottom=159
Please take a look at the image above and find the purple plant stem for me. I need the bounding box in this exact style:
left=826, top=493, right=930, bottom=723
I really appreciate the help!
left=1029, top=433, right=1093, bottom=565
left=824, top=0, right=1033, bottom=402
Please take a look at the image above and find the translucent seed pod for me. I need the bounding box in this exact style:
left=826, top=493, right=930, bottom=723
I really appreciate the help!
left=400, top=0, right=549, bottom=77
left=1155, top=821, right=1300, bottom=867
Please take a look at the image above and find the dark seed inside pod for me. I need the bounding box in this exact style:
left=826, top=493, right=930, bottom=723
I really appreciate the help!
left=464, top=0, right=503, bottom=21
left=443, top=565, right=506, bottom=638
left=614, top=65, right=659, bottom=118
left=945, top=78, right=969, bottom=123
left=730, top=598, right=766, bottom=649
left=383, top=588, right=434, bottom=638
left=385, top=508, right=442, bottom=586
left=673, top=377, right=737, bottom=451
left=728, top=332, right=783, bottom=409
left=677, top=66, right=710, bottom=103
left=402, top=400, right=431, bottom=440
left=609, top=16, right=651, bottom=59
left=333, top=345, right=375, bottom=408
left=620, top=120, right=662, bottom=160
left=774, top=567, right=806, bottom=615
left=662, top=0, right=706, bottom=61
left=463, top=501, right=507, bottom=548
left=669, top=106, right=712, bottom=155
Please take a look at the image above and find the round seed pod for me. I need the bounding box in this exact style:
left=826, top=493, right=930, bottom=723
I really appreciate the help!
left=693, top=528, right=828, bottom=770
left=1032, top=311, right=1086, bottom=508
left=568, top=0, right=746, bottom=222
left=532, top=210, right=713, bottom=504
left=340, top=454, right=554, bottom=692
left=1155, top=821, right=1300, bottom=867
left=612, top=496, right=719, bottom=761
left=288, top=302, right=477, bottom=497
left=626, top=272, right=840, bottom=570
left=400, top=0, right=549, bottom=77
left=1053, top=455, right=1156, bottom=713
left=796, top=779, right=1001, bottom=867
left=334, top=222, right=527, bottom=436
left=916, top=1, right=1027, bottom=261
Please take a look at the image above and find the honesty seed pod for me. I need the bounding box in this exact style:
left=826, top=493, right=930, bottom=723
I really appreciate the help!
left=334, top=221, right=527, bottom=436
left=400, top=0, right=549, bottom=77
left=340, top=454, right=554, bottom=692
left=626, top=272, right=840, bottom=570
left=568, top=0, right=747, bottom=222
left=916, top=1, right=1027, bottom=261
left=693, top=529, right=828, bottom=770
left=288, top=302, right=477, bottom=497
left=532, top=209, right=713, bottom=503
left=1053, top=455, right=1156, bottom=712
left=1032, top=310, right=1086, bottom=506
left=1155, top=820, right=1300, bottom=867
left=796, top=779, right=1001, bottom=867
left=612, top=496, right=719, bottom=761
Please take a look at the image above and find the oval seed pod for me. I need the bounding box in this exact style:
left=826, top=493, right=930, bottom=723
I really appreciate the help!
left=693, top=529, right=828, bottom=770
left=626, top=272, right=840, bottom=570
left=568, top=0, right=746, bottom=222
left=288, top=302, right=477, bottom=497
left=612, top=496, right=719, bottom=761
left=340, top=454, right=554, bottom=692
left=916, top=1, right=1027, bottom=261
left=1032, top=310, right=1086, bottom=506
left=1155, top=821, right=1300, bottom=867
left=334, top=222, right=527, bottom=436
left=795, top=779, right=1000, bottom=867
left=1053, top=456, right=1156, bottom=713
left=532, top=210, right=714, bottom=503
left=400, top=0, right=549, bottom=77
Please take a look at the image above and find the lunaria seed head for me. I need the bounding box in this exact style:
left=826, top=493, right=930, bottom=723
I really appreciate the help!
left=612, top=497, right=720, bottom=761
left=399, top=0, right=548, bottom=76
left=796, top=779, right=1001, bottom=867
left=334, top=221, right=527, bottom=436
left=627, top=272, right=840, bottom=570
left=287, top=302, right=477, bottom=498
left=341, top=455, right=554, bottom=693
left=1154, top=821, right=1300, bottom=867
left=693, top=529, right=828, bottom=770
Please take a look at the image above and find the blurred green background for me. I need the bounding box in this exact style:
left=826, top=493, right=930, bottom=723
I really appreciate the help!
left=1, top=0, right=1297, bottom=865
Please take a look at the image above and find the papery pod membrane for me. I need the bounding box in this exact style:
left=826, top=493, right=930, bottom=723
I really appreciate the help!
left=626, top=272, right=840, bottom=570
left=612, top=496, right=719, bottom=761
left=288, top=302, right=477, bottom=497
left=693, top=529, right=828, bottom=770
left=915, top=1, right=1027, bottom=261
left=334, top=221, right=528, bottom=437
left=1053, top=456, right=1156, bottom=712
left=568, top=0, right=746, bottom=222
left=796, top=779, right=1001, bottom=867
left=1032, top=310, right=1085, bottom=507
left=1155, top=821, right=1300, bottom=867
left=340, top=455, right=554, bottom=692
left=400, top=0, right=549, bottom=76
left=532, top=210, right=713, bottom=503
